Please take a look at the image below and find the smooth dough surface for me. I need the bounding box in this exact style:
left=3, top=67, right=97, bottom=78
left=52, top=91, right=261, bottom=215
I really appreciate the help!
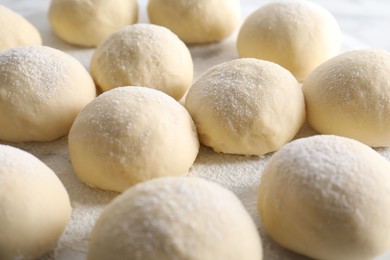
left=48, top=0, right=138, bottom=47
left=0, top=46, right=96, bottom=142
left=0, top=5, right=42, bottom=51
left=237, top=0, right=341, bottom=81
left=68, top=87, right=199, bottom=192
left=303, top=49, right=390, bottom=147
left=185, top=58, right=305, bottom=156
left=88, top=177, right=263, bottom=260
left=258, top=135, right=390, bottom=260
left=90, top=24, right=193, bottom=100
left=147, top=0, right=240, bottom=44
left=0, top=144, right=72, bottom=260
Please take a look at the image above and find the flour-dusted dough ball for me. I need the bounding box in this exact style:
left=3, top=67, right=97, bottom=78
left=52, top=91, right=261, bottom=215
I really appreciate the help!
left=0, top=144, right=72, bottom=260
left=185, top=58, right=305, bottom=156
left=258, top=135, right=390, bottom=260
left=90, top=24, right=193, bottom=100
left=303, top=49, right=390, bottom=147
left=0, top=5, right=42, bottom=51
left=237, top=1, right=341, bottom=81
left=68, top=87, right=199, bottom=192
left=48, top=0, right=138, bottom=47
left=0, top=46, right=96, bottom=142
left=88, top=177, right=262, bottom=260
left=147, top=0, right=240, bottom=44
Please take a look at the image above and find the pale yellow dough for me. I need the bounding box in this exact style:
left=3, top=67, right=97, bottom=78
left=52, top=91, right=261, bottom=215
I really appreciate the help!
left=185, top=58, right=305, bottom=156
left=48, top=0, right=138, bottom=47
left=237, top=0, right=341, bottom=81
left=90, top=24, right=193, bottom=100
left=68, top=87, right=199, bottom=192
left=303, top=49, right=390, bottom=147
left=88, top=177, right=263, bottom=260
left=0, top=144, right=71, bottom=260
left=258, top=135, right=390, bottom=260
left=147, top=0, right=240, bottom=44
left=0, top=46, right=96, bottom=142
left=0, top=5, right=42, bottom=51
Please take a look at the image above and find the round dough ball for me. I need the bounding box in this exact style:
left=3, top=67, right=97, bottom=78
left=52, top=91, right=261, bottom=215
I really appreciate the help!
left=68, top=87, right=199, bottom=192
left=237, top=1, right=341, bottom=81
left=258, top=135, right=390, bottom=260
left=185, top=58, right=305, bottom=156
left=303, top=49, right=390, bottom=147
left=90, top=24, right=193, bottom=100
left=0, top=5, right=42, bottom=51
left=0, top=144, right=72, bottom=260
left=48, top=0, right=138, bottom=47
left=88, top=177, right=263, bottom=260
left=0, top=46, right=96, bottom=142
left=147, top=0, right=240, bottom=44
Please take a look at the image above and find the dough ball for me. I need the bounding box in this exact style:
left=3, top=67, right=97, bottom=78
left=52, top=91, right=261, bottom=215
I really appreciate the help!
left=48, top=0, right=138, bottom=47
left=303, top=49, right=390, bottom=147
left=258, top=135, right=390, bottom=260
left=0, top=5, right=42, bottom=51
left=90, top=24, right=193, bottom=100
left=0, top=144, right=72, bottom=260
left=147, top=0, right=240, bottom=44
left=237, top=1, right=341, bottom=81
left=185, top=58, right=305, bottom=156
left=68, top=87, right=199, bottom=192
left=88, top=176, right=263, bottom=260
left=0, top=46, right=96, bottom=142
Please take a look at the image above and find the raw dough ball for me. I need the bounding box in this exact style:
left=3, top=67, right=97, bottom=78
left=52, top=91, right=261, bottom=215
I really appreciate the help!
left=147, top=0, right=240, bottom=44
left=185, top=58, right=305, bottom=156
left=258, top=135, right=390, bottom=260
left=303, top=49, right=390, bottom=147
left=0, top=46, right=96, bottom=142
left=0, top=144, right=72, bottom=260
left=88, top=177, right=263, bottom=260
left=48, top=0, right=138, bottom=47
left=90, top=24, right=193, bottom=100
left=68, top=87, right=199, bottom=192
left=237, top=1, right=341, bottom=81
left=0, top=5, right=42, bottom=51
